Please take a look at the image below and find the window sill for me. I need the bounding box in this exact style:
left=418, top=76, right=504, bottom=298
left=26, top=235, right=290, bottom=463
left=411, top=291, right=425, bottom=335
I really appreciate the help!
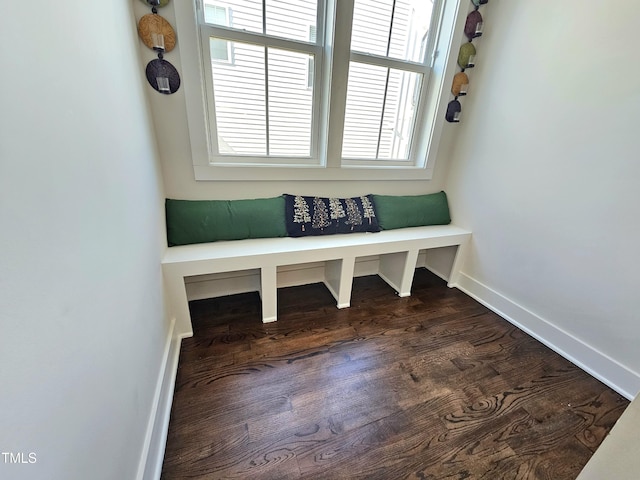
left=193, top=164, right=435, bottom=181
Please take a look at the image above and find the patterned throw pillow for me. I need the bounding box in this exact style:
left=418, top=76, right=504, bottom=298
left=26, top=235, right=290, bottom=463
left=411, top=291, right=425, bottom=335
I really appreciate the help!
left=284, top=194, right=380, bottom=237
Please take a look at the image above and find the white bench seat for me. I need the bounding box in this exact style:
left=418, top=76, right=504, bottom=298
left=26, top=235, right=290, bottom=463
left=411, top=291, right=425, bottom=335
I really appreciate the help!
left=162, top=224, right=471, bottom=337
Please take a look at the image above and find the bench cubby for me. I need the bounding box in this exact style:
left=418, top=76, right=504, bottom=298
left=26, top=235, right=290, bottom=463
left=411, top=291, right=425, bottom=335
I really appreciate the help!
left=162, top=225, right=472, bottom=338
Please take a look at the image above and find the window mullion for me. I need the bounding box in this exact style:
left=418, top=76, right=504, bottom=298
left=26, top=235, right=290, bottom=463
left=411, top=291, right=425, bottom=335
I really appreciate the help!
left=311, top=3, right=328, bottom=165
left=326, top=0, right=355, bottom=168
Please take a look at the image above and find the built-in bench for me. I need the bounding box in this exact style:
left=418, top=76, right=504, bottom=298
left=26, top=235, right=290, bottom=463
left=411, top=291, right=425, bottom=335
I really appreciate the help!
left=163, top=224, right=471, bottom=337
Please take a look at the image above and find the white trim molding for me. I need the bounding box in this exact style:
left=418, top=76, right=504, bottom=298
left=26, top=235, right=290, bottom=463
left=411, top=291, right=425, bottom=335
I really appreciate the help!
left=455, top=272, right=639, bottom=400
left=137, top=319, right=183, bottom=480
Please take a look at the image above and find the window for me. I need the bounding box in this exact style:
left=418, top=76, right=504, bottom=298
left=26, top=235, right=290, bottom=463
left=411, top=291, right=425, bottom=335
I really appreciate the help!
left=199, top=0, right=320, bottom=161
left=342, top=0, right=433, bottom=163
left=175, top=0, right=465, bottom=180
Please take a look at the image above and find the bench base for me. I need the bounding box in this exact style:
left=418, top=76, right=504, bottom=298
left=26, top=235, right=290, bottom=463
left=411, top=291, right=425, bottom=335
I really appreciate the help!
left=162, top=225, right=471, bottom=337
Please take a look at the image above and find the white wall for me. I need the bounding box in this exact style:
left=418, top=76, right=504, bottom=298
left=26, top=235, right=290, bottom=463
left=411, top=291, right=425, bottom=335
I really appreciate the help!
left=445, top=0, right=640, bottom=398
left=0, top=2, right=170, bottom=480
left=133, top=1, right=455, bottom=200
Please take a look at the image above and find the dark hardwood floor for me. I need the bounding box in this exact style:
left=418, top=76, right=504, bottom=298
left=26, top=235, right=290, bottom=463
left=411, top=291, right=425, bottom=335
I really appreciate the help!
left=161, top=269, right=628, bottom=479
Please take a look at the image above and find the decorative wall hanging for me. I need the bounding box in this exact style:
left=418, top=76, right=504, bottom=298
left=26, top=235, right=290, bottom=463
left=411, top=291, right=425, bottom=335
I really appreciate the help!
left=457, top=42, right=477, bottom=70
left=445, top=99, right=462, bottom=123
left=446, top=0, right=489, bottom=123
left=138, top=0, right=180, bottom=95
left=464, top=10, right=484, bottom=40
left=138, top=14, right=177, bottom=53
left=146, top=59, right=181, bottom=94
left=451, top=72, right=469, bottom=97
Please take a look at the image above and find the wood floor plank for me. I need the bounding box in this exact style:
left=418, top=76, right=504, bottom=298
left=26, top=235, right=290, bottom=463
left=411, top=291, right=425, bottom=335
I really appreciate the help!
left=161, top=269, right=628, bottom=479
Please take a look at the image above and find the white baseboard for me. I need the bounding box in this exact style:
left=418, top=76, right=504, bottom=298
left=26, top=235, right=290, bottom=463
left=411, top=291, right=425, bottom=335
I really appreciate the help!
left=137, top=319, right=183, bottom=480
left=455, top=272, right=639, bottom=401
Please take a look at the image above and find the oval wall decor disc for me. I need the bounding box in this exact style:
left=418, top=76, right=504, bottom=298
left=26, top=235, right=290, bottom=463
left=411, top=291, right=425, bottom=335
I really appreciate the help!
left=451, top=72, right=469, bottom=96
left=138, top=14, right=176, bottom=52
left=139, top=0, right=170, bottom=7
left=145, top=59, right=181, bottom=94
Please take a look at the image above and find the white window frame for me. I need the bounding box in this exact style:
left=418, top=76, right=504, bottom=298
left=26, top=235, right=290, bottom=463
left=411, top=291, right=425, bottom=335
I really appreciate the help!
left=174, top=0, right=470, bottom=181
left=306, top=24, right=317, bottom=89
left=204, top=4, right=233, bottom=63
left=199, top=3, right=324, bottom=167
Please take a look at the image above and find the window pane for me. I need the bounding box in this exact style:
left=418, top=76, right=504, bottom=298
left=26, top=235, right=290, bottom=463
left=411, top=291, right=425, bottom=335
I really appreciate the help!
left=204, top=4, right=229, bottom=26
left=268, top=48, right=313, bottom=156
left=204, top=0, right=263, bottom=34
left=342, top=63, right=387, bottom=159
left=211, top=41, right=266, bottom=155
left=342, top=62, right=421, bottom=160
left=209, top=37, right=230, bottom=62
left=378, top=69, right=421, bottom=160
left=203, top=0, right=318, bottom=42
left=351, top=0, right=434, bottom=63
left=210, top=42, right=314, bottom=157
left=266, top=0, right=318, bottom=42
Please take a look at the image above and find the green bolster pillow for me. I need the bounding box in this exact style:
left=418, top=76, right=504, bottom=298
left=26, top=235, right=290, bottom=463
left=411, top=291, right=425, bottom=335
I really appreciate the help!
left=166, top=197, right=287, bottom=246
left=372, top=191, right=451, bottom=230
